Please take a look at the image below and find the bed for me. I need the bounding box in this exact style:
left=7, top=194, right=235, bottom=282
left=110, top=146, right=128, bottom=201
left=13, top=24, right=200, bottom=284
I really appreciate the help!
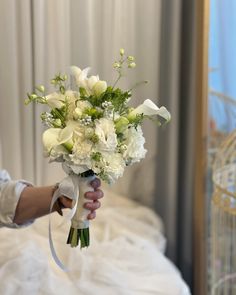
left=0, top=188, right=190, bottom=295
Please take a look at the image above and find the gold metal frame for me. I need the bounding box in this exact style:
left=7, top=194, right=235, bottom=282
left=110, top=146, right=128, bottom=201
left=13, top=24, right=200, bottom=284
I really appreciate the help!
left=194, top=0, right=210, bottom=294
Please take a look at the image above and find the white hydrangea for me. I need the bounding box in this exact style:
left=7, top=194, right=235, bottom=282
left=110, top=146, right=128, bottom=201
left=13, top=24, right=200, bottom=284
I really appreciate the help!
left=123, top=126, right=147, bottom=164
left=95, top=118, right=118, bottom=152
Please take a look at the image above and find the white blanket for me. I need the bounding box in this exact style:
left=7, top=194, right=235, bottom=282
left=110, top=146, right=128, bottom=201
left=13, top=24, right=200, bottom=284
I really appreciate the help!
left=0, top=189, right=190, bottom=295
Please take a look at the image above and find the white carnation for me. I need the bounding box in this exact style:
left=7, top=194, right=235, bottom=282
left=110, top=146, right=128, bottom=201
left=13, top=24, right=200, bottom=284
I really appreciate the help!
left=123, top=126, right=147, bottom=164
left=93, top=152, right=125, bottom=183
left=72, top=140, right=93, bottom=161
left=95, top=118, right=118, bottom=151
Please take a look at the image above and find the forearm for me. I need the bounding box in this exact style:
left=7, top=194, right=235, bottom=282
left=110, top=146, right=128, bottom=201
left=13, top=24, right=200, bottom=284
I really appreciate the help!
left=13, top=185, right=56, bottom=225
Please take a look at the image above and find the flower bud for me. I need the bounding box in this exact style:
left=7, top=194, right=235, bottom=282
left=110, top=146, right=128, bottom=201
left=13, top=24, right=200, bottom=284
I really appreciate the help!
left=36, top=85, right=45, bottom=93
left=128, top=62, right=136, bottom=69
left=113, top=62, right=121, bottom=69
left=30, top=94, right=38, bottom=100
left=115, top=117, right=129, bottom=133
left=128, top=55, right=134, bottom=61
left=120, top=48, right=125, bottom=56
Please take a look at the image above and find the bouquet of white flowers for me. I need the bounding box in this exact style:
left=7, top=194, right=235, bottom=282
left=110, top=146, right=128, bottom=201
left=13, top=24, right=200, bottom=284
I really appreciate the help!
left=25, top=49, right=170, bottom=251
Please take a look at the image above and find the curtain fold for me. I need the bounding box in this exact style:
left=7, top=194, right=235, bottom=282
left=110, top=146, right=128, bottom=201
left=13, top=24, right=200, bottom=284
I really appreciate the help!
left=155, top=0, right=196, bottom=288
left=0, top=0, right=35, bottom=182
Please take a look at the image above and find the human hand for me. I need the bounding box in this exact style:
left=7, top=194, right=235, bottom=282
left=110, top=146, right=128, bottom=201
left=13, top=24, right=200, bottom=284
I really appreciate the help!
left=58, top=178, right=104, bottom=220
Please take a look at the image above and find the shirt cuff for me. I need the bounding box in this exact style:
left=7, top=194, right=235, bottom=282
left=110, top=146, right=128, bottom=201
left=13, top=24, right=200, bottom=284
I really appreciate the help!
left=0, top=180, right=34, bottom=228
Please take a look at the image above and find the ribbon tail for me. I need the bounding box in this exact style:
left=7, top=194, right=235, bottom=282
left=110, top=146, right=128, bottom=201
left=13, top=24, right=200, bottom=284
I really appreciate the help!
left=48, top=174, right=80, bottom=271
left=49, top=190, right=68, bottom=271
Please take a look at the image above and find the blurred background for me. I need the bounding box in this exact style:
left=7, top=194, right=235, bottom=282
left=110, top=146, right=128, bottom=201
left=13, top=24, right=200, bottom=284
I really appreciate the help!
left=0, top=0, right=196, bottom=291
left=4, top=0, right=236, bottom=294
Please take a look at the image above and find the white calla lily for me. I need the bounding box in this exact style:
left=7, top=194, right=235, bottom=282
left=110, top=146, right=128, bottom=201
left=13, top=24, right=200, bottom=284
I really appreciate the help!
left=42, top=128, right=61, bottom=151
left=57, top=120, right=80, bottom=144
left=130, top=99, right=171, bottom=121
left=58, top=126, right=73, bottom=144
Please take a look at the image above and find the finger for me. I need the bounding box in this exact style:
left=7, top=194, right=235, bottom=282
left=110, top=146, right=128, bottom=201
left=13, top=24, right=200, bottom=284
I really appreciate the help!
left=84, top=200, right=101, bottom=210
left=90, top=178, right=101, bottom=189
left=85, top=189, right=104, bottom=200
left=87, top=211, right=96, bottom=220
left=59, top=196, right=72, bottom=209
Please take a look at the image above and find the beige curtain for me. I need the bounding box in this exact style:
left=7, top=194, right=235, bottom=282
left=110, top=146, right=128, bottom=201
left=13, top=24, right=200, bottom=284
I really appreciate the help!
left=0, top=0, right=162, bottom=207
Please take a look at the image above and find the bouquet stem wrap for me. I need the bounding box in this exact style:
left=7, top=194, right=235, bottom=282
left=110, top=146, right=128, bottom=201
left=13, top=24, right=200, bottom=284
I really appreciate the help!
left=49, top=169, right=95, bottom=270
left=67, top=171, right=96, bottom=248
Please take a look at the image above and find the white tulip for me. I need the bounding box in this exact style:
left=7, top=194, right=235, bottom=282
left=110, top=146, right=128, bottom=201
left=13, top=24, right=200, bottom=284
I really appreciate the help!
left=130, top=99, right=171, bottom=121
left=93, top=80, right=107, bottom=96
left=87, top=75, right=99, bottom=90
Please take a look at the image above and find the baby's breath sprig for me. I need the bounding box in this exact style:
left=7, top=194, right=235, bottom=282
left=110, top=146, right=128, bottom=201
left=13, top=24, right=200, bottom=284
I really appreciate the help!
left=112, top=48, right=136, bottom=88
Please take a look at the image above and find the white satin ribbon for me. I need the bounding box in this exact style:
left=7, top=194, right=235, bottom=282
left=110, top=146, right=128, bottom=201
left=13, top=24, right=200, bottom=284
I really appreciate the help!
left=49, top=174, right=79, bottom=271
left=48, top=173, right=95, bottom=271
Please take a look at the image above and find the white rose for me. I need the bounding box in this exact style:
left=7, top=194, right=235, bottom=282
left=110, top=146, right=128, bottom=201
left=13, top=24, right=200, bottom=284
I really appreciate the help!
left=95, top=118, right=118, bottom=151
left=123, top=126, right=147, bottom=164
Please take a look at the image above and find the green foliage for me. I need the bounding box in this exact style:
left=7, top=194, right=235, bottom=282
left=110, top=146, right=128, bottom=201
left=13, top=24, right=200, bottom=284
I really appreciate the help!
left=129, top=114, right=145, bottom=129
left=91, top=152, right=102, bottom=162
left=84, top=107, right=103, bottom=120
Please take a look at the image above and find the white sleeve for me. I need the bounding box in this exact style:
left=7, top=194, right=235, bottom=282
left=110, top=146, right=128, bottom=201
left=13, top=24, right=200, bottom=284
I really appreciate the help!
left=0, top=170, right=34, bottom=228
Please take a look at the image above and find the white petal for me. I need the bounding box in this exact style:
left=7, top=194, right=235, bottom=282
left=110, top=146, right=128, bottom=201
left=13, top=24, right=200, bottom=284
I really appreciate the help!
left=70, top=66, right=82, bottom=77
left=93, top=80, right=107, bottom=96
left=58, top=126, right=73, bottom=144
left=131, top=99, right=171, bottom=121
left=42, top=128, right=61, bottom=151
left=46, top=92, right=64, bottom=109
left=79, top=67, right=91, bottom=81
left=87, top=75, right=99, bottom=89
left=157, top=106, right=171, bottom=121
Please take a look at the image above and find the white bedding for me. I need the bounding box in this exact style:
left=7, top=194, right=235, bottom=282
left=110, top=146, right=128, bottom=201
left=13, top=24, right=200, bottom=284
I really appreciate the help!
left=0, top=189, right=190, bottom=295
